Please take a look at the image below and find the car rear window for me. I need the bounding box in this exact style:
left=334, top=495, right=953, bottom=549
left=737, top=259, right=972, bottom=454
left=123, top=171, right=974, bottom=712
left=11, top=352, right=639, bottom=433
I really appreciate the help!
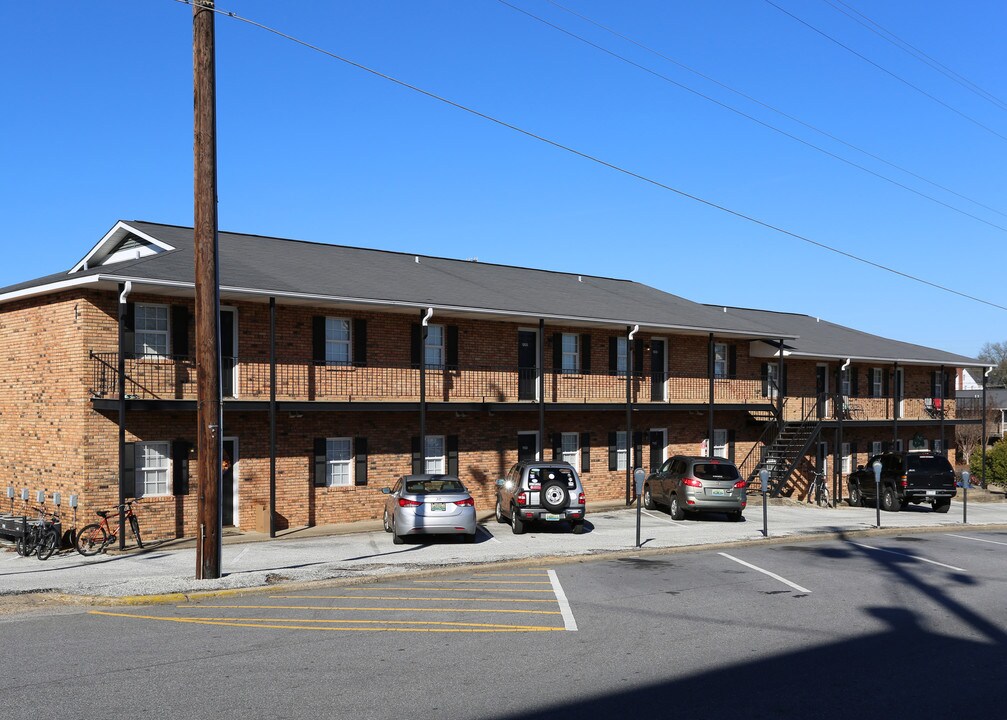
left=405, top=478, right=466, bottom=494
left=906, top=455, right=953, bottom=473
left=693, top=463, right=740, bottom=480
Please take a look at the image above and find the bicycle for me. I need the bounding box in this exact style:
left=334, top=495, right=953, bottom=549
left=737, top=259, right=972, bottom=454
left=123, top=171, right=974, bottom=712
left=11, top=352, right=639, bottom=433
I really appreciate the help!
left=807, top=471, right=832, bottom=508
left=14, top=506, right=61, bottom=561
left=74, top=500, right=143, bottom=556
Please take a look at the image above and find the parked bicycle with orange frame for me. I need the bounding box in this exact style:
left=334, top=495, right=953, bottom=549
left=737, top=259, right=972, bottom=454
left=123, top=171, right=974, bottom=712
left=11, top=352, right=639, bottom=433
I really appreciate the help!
left=74, top=500, right=143, bottom=556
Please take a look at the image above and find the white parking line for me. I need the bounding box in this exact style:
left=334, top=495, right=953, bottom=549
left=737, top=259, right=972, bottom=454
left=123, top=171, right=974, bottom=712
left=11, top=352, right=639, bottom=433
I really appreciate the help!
left=718, top=552, right=811, bottom=593
left=547, top=569, right=578, bottom=632
left=230, top=547, right=250, bottom=564
left=642, top=510, right=684, bottom=528
left=849, top=542, right=967, bottom=572
left=947, top=534, right=1007, bottom=547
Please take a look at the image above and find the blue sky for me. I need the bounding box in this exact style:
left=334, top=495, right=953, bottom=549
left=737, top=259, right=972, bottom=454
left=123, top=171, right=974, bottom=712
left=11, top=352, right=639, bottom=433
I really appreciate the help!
left=2, top=1, right=1004, bottom=357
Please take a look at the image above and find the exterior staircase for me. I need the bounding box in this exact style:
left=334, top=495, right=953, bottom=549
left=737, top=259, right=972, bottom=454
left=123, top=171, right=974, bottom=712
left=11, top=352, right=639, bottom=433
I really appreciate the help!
left=747, top=417, right=823, bottom=497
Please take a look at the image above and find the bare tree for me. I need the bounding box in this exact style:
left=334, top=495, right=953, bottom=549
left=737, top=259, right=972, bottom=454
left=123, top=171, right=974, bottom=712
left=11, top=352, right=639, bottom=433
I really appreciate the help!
left=978, top=341, right=1007, bottom=387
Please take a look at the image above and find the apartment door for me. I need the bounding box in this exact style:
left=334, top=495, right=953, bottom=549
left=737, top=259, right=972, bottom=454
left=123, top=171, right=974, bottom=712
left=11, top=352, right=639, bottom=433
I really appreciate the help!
left=518, top=330, right=538, bottom=401
left=222, top=437, right=238, bottom=527
left=816, top=364, right=829, bottom=419
left=220, top=308, right=237, bottom=398
left=650, top=339, right=667, bottom=402
left=649, top=428, right=666, bottom=473
left=517, top=432, right=539, bottom=462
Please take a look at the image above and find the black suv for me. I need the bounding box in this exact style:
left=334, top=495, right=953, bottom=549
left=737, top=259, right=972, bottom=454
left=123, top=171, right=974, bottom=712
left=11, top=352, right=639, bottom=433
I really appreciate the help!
left=847, top=452, right=956, bottom=513
left=495, top=461, right=586, bottom=534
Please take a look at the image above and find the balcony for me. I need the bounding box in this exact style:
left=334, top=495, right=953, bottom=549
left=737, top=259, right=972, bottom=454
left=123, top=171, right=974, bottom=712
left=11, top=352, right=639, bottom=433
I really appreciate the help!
left=780, top=392, right=957, bottom=423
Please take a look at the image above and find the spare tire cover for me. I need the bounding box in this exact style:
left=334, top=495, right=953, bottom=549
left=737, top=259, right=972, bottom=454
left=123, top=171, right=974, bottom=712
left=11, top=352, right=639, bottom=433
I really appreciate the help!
left=540, top=479, right=570, bottom=512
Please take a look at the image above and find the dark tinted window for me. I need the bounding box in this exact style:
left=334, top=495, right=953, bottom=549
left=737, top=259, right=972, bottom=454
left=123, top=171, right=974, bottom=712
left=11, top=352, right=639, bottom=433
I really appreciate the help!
left=528, top=468, right=575, bottom=486
left=693, top=462, right=740, bottom=480
left=405, top=477, right=465, bottom=494
left=906, top=455, right=953, bottom=473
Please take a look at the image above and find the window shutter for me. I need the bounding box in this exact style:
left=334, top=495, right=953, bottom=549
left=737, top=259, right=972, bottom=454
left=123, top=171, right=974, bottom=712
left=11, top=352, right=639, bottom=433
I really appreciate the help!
left=446, top=325, right=459, bottom=370
left=410, top=324, right=422, bottom=368
left=728, top=429, right=736, bottom=463
left=633, top=338, right=644, bottom=374
left=172, top=440, right=191, bottom=496
left=580, top=334, right=592, bottom=373
left=851, top=368, right=859, bottom=397
left=552, top=333, right=563, bottom=371
left=312, top=316, right=326, bottom=366
left=609, top=337, right=618, bottom=376
left=580, top=432, right=591, bottom=472
left=608, top=432, right=617, bottom=471
left=728, top=345, right=737, bottom=378
left=353, top=319, right=367, bottom=367
left=171, top=305, right=189, bottom=357
left=552, top=433, right=562, bottom=461
left=354, top=437, right=368, bottom=486
left=123, top=302, right=135, bottom=357
left=123, top=442, right=136, bottom=498
left=761, top=363, right=769, bottom=397
left=313, top=438, right=328, bottom=487
left=411, top=436, right=422, bottom=475
left=447, top=435, right=459, bottom=476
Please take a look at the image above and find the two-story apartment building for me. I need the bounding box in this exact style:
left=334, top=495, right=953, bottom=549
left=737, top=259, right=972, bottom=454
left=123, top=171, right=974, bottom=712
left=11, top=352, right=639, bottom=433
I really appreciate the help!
left=0, top=221, right=978, bottom=540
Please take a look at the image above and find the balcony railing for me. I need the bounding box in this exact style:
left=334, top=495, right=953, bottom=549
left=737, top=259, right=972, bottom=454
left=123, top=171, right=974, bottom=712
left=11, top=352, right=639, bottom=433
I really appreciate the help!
left=87, top=352, right=956, bottom=419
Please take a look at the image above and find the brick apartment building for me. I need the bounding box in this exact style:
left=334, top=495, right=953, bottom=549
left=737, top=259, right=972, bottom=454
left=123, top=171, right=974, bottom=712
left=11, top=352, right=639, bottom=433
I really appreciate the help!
left=0, top=221, right=978, bottom=540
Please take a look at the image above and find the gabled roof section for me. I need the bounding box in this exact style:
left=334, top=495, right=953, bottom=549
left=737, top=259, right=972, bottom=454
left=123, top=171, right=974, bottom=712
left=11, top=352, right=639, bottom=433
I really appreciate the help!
left=68, top=221, right=176, bottom=273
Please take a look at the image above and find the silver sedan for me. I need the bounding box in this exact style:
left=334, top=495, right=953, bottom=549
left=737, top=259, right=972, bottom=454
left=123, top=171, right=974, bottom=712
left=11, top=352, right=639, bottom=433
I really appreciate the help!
left=381, top=474, right=477, bottom=544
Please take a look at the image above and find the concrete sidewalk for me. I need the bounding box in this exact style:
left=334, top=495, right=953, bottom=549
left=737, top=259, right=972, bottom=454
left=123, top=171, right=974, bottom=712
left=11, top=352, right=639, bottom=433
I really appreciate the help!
left=2, top=497, right=1005, bottom=601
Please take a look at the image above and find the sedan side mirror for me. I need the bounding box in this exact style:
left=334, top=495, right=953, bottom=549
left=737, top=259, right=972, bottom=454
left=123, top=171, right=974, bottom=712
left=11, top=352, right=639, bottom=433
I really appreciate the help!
left=379, top=487, right=392, bottom=495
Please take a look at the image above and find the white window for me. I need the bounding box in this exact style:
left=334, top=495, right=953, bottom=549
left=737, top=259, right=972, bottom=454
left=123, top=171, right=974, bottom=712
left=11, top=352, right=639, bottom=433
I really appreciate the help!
left=326, top=438, right=353, bottom=486
left=135, top=303, right=169, bottom=357
left=325, top=318, right=351, bottom=366
left=871, top=441, right=882, bottom=456
left=933, top=373, right=944, bottom=398
left=712, top=429, right=728, bottom=459
left=872, top=368, right=883, bottom=397
left=841, top=442, right=851, bottom=474
left=766, top=363, right=780, bottom=399
left=615, top=431, right=627, bottom=471
left=425, top=325, right=444, bottom=367
left=714, top=343, right=728, bottom=379
left=841, top=368, right=851, bottom=397
left=562, top=334, right=580, bottom=374
left=616, top=337, right=628, bottom=377
left=424, top=435, right=445, bottom=474
left=561, top=432, right=579, bottom=469
left=934, top=439, right=943, bottom=454
left=136, top=441, right=170, bottom=497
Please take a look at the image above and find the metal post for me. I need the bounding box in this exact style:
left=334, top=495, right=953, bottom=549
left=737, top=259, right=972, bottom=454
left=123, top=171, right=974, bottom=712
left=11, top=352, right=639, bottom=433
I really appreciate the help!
left=872, top=460, right=882, bottom=529
left=939, top=364, right=945, bottom=451
left=634, top=468, right=645, bottom=548
left=538, top=319, right=545, bottom=462
left=117, top=282, right=130, bottom=551
left=626, top=325, right=638, bottom=503
left=419, top=308, right=431, bottom=465
left=962, top=471, right=969, bottom=524
left=708, top=333, right=715, bottom=456
left=776, top=339, right=785, bottom=427
left=892, top=361, right=899, bottom=446
left=268, top=297, right=276, bottom=538
left=760, top=468, right=769, bottom=538
left=982, top=368, right=990, bottom=488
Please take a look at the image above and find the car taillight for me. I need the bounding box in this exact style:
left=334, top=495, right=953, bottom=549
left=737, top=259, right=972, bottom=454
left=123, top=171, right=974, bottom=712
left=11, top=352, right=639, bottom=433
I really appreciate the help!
left=578, top=492, right=585, bottom=504
left=516, top=491, right=527, bottom=506
left=683, top=477, right=702, bottom=487
left=398, top=498, right=421, bottom=507
left=454, top=497, right=474, bottom=507
left=733, top=480, right=747, bottom=489
left=900, top=475, right=908, bottom=488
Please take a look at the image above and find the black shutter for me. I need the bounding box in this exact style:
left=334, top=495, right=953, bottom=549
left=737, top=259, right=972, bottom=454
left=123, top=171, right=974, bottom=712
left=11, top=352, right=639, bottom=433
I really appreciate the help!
left=410, top=324, right=422, bottom=368
left=552, top=333, right=563, bottom=371
left=634, top=338, right=644, bottom=374
left=851, top=368, right=859, bottom=397
left=313, top=438, right=327, bottom=487
left=312, top=316, right=326, bottom=366
left=883, top=369, right=890, bottom=397
left=728, top=429, right=736, bottom=463
left=353, top=319, right=367, bottom=367
left=354, top=437, right=368, bottom=486
left=608, top=432, right=618, bottom=471
left=172, top=440, right=191, bottom=496
left=171, top=305, right=189, bottom=357
left=552, top=433, right=562, bottom=461
left=411, top=436, right=423, bottom=475
left=123, top=301, right=135, bottom=357
left=446, top=325, right=459, bottom=370
left=728, top=345, right=737, bottom=378
left=580, top=432, right=591, bottom=472
left=123, top=442, right=136, bottom=498
left=609, top=337, right=619, bottom=375
left=447, top=435, right=459, bottom=476
left=761, top=363, right=769, bottom=397
left=581, top=334, right=592, bottom=374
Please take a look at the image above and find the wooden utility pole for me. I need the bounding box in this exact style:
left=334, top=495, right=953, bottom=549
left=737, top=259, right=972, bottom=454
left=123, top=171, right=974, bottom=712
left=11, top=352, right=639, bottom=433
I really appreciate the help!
left=193, top=0, right=222, bottom=580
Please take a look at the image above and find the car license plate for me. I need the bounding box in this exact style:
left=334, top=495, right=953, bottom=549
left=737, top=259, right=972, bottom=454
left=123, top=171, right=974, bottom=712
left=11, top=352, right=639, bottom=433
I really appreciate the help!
left=543, top=513, right=562, bottom=521
left=925, top=491, right=936, bottom=497
left=709, top=489, right=726, bottom=496
left=431, top=503, right=446, bottom=511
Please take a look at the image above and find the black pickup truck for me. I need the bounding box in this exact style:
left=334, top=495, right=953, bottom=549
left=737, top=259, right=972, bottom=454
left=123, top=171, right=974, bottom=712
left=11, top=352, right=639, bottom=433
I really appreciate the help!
left=847, top=452, right=956, bottom=513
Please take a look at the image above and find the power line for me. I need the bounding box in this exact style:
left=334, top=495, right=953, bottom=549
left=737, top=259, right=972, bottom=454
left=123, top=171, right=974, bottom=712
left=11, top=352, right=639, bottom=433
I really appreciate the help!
left=762, top=0, right=1007, bottom=144
left=169, top=0, right=1007, bottom=313
left=540, top=0, right=1007, bottom=221
left=825, top=0, right=1007, bottom=114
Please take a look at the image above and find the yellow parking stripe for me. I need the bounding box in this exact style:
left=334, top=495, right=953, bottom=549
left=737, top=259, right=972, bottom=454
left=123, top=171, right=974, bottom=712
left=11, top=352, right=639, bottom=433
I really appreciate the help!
left=272, top=595, right=556, bottom=604
left=330, top=586, right=555, bottom=594
left=88, top=611, right=561, bottom=633
left=413, top=580, right=552, bottom=585
left=177, top=604, right=561, bottom=616
left=471, top=573, right=550, bottom=577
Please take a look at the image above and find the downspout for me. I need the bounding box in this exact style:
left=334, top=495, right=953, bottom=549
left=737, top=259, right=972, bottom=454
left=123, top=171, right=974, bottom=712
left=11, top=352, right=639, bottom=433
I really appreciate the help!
left=117, top=281, right=132, bottom=551
left=627, top=325, right=639, bottom=503
left=419, top=307, right=433, bottom=469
